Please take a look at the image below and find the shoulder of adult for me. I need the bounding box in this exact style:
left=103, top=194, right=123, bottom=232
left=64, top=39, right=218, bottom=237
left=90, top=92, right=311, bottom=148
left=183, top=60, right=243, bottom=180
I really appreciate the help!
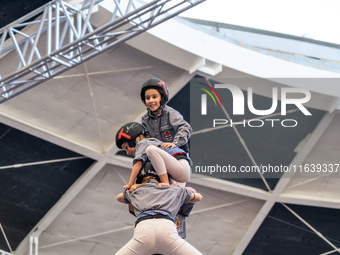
left=144, top=179, right=160, bottom=187
left=171, top=185, right=191, bottom=196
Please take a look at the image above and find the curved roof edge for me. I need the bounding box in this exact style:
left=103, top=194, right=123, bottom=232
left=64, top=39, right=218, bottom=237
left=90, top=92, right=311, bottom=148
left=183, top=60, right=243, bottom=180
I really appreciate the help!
left=182, top=17, right=340, bottom=50
left=147, top=17, right=340, bottom=78
left=96, top=1, right=340, bottom=109
left=143, top=16, right=340, bottom=110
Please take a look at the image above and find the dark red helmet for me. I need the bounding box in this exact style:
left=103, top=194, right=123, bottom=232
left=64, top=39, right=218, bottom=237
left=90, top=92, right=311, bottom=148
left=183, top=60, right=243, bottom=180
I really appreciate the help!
left=115, top=122, right=146, bottom=149
left=140, top=78, right=169, bottom=105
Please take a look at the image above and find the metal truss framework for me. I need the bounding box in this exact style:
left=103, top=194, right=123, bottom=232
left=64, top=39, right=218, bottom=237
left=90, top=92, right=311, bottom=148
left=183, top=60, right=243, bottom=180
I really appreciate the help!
left=0, top=0, right=205, bottom=103
left=0, top=250, right=12, bottom=255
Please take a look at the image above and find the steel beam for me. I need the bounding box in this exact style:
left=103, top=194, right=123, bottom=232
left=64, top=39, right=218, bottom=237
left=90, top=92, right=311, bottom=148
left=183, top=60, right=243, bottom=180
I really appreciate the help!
left=0, top=250, right=13, bottom=255
left=0, top=0, right=205, bottom=103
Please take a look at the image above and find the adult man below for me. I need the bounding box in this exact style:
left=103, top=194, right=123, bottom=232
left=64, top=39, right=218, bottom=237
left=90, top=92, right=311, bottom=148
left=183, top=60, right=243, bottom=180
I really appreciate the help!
left=135, top=161, right=195, bottom=239
left=115, top=174, right=203, bottom=255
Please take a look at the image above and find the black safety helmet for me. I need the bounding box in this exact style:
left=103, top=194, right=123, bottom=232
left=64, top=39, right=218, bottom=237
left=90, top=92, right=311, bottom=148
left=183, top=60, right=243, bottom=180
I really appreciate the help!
left=115, top=122, right=146, bottom=149
left=140, top=78, right=169, bottom=106
left=136, top=161, right=161, bottom=184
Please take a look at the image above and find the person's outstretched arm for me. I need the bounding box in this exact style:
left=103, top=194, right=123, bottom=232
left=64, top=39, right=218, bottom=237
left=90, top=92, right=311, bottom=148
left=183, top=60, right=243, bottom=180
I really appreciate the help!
left=186, top=187, right=202, bottom=203
left=123, top=160, right=143, bottom=189
left=116, top=193, right=135, bottom=215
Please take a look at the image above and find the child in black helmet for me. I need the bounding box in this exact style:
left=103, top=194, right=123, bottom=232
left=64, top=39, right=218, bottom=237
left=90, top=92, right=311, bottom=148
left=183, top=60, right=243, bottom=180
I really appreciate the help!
left=140, top=79, right=194, bottom=237
left=116, top=122, right=191, bottom=189
left=140, top=78, right=192, bottom=154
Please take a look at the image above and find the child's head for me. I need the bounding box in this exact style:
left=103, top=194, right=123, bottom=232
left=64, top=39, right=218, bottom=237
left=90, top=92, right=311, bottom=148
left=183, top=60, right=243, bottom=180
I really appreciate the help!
left=144, top=88, right=161, bottom=113
left=140, top=78, right=169, bottom=112
left=140, top=176, right=158, bottom=184
left=121, top=141, right=136, bottom=156
left=115, top=122, right=146, bottom=155
left=136, top=162, right=161, bottom=184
